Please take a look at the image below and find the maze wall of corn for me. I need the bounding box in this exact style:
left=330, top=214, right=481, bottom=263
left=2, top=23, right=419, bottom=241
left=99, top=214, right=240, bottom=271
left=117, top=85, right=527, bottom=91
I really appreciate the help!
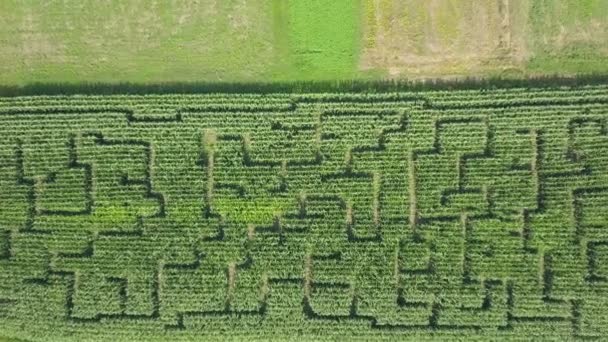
left=1, top=86, right=608, bottom=341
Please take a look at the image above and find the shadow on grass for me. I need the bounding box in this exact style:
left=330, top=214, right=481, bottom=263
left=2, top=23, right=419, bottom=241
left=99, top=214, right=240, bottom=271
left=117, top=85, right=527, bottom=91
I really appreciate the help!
left=1, top=74, right=608, bottom=96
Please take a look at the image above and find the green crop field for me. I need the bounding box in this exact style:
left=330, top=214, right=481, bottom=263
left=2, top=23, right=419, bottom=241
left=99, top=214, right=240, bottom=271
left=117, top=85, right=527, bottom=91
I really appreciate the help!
left=1, top=0, right=608, bottom=85
left=1, top=85, right=608, bottom=341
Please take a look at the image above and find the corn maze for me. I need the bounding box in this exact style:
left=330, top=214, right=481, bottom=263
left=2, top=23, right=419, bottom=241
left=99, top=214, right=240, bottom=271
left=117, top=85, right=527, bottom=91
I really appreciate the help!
left=1, top=86, right=608, bottom=341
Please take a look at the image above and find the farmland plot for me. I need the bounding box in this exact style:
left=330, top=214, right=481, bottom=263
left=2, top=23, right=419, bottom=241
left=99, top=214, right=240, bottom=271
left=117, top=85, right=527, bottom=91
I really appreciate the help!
left=1, top=86, right=608, bottom=340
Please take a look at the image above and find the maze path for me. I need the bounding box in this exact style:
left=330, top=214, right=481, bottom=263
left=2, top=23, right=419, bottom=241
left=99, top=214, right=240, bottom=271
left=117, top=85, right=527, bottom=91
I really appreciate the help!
left=0, top=87, right=608, bottom=340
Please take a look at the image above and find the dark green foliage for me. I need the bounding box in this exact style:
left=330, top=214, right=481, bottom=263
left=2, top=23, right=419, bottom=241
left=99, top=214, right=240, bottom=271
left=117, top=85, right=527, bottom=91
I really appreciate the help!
left=1, top=74, right=608, bottom=97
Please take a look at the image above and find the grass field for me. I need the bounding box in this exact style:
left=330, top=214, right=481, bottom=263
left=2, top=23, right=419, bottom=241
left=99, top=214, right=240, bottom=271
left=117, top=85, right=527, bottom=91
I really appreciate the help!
left=1, top=86, right=608, bottom=340
left=0, top=0, right=607, bottom=84
left=361, top=0, right=608, bottom=77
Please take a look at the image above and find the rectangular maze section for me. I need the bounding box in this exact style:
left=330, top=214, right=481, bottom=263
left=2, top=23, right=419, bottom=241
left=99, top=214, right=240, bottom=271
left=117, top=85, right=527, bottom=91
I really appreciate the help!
left=1, top=87, right=608, bottom=340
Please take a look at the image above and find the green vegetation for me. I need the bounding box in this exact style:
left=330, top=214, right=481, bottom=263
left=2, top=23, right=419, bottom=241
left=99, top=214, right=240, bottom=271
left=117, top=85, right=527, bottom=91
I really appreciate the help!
left=527, top=0, right=608, bottom=74
left=281, top=0, right=361, bottom=80
left=1, top=0, right=607, bottom=85
left=0, top=0, right=283, bottom=84
left=0, top=0, right=363, bottom=85
left=0, top=1, right=607, bottom=341
left=361, top=0, right=608, bottom=77
left=1, top=86, right=608, bottom=340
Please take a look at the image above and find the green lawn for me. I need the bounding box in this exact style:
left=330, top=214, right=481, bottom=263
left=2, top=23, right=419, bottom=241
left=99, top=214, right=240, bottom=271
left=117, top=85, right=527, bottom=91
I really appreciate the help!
left=280, top=0, right=362, bottom=80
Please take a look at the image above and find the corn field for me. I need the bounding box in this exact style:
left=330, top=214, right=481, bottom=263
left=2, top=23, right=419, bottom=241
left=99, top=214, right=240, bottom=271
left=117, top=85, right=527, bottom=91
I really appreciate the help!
left=1, top=86, right=608, bottom=340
